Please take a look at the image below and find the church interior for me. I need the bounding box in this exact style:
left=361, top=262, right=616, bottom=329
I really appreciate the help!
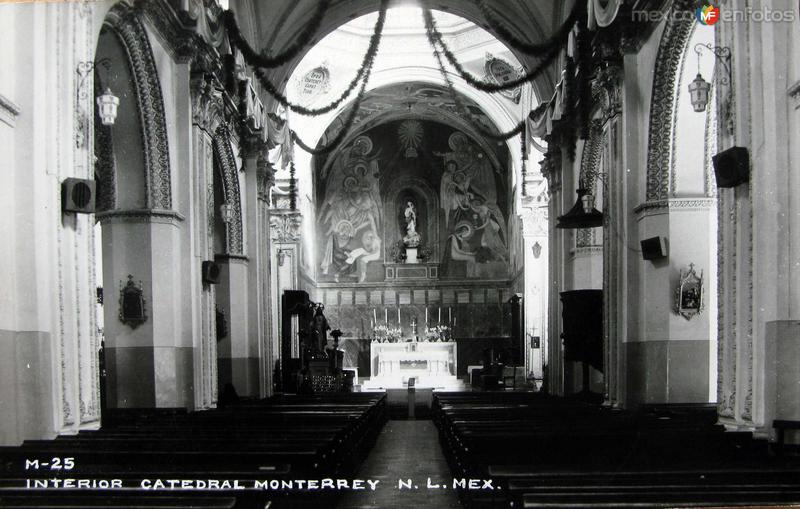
left=1, top=0, right=799, bottom=507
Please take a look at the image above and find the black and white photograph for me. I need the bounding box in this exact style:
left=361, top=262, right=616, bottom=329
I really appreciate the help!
left=1, top=0, right=799, bottom=507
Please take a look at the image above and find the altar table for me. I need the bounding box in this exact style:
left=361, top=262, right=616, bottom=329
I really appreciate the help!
left=369, top=341, right=457, bottom=386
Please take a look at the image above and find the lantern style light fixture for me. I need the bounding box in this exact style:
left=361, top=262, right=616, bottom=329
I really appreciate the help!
left=96, top=88, right=120, bottom=126
left=688, top=43, right=731, bottom=113
left=219, top=202, right=234, bottom=224
left=76, top=58, right=119, bottom=126
left=556, top=188, right=603, bottom=229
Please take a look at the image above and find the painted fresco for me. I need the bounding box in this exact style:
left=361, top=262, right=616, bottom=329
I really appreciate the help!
left=315, top=120, right=509, bottom=282
left=318, top=135, right=383, bottom=282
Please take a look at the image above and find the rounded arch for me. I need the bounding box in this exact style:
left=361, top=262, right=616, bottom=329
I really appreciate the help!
left=383, top=177, right=441, bottom=262
left=100, top=2, right=173, bottom=210
left=644, top=0, right=695, bottom=202
left=254, top=0, right=559, bottom=99
left=212, top=125, right=244, bottom=255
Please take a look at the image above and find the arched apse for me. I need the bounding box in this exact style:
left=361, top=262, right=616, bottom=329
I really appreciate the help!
left=313, top=118, right=511, bottom=283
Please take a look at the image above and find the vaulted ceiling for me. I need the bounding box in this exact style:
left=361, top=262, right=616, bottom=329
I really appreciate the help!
left=244, top=0, right=568, bottom=103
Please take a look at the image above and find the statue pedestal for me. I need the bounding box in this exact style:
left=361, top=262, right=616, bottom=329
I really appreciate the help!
left=405, top=247, right=419, bottom=264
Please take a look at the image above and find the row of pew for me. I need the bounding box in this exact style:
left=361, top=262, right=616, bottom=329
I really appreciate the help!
left=0, top=392, right=387, bottom=509
left=432, top=392, right=800, bottom=508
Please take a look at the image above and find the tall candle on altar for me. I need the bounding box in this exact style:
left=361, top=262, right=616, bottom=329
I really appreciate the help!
left=397, top=307, right=400, bottom=325
left=385, top=308, right=388, bottom=323
left=373, top=308, right=377, bottom=323
left=425, top=307, right=428, bottom=325
left=438, top=307, right=441, bottom=324
left=449, top=307, right=452, bottom=324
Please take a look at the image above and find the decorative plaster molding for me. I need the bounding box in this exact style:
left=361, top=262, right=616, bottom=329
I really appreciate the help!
left=0, top=93, right=20, bottom=127
left=634, top=197, right=716, bottom=219
left=191, top=74, right=225, bottom=133
left=95, top=209, right=185, bottom=225
left=570, top=246, right=604, bottom=259
left=645, top=1, right=694, bottom=202
left=269, top=211, right=302, bottom=243
left=213, top=125, right=244, bottom=255
left=105, top=4, right=173, bottom=210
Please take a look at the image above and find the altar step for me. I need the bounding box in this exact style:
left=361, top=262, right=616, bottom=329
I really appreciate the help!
left=359, top=375, right=468, bottom=392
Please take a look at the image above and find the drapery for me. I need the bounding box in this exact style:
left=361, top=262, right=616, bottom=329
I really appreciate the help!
left=587, top=0, right=622, bottom=30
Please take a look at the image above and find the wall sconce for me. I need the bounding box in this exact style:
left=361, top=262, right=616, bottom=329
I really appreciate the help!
left=219, top=202, right=234, bottom=224
left=532, top=241, right=542, bottom=259
left=77, top=58, right=119, bottom=126
left=688, top=43, right=731, bottom=113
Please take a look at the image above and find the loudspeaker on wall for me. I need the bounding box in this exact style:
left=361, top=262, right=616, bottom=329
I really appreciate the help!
left=202, top=260, right=221, bottom=285
left=640, top=236, right=668, bottom=260
left=62, top=178, right=96, bottom=213
left=712, top=146, right=749, bottom=188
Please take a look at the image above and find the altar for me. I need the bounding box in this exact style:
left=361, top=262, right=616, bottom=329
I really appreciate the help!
left=363, top=341, right=461, bottom=389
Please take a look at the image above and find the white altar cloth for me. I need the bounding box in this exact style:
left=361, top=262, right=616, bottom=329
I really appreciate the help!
left=365, top=341, right=460, bottom=389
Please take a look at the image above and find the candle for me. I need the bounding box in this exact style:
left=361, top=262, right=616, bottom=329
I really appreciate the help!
left=449, top=307, right=452, bottom=324
left=425, top=307, right=428, bottom=325
left=373, top=308, right=377, bottom=322
left=385, top=308, right=388, bottom=323
left=438, top=307, right=441, bottom=324
left=397, top=307, right=401, bottom=325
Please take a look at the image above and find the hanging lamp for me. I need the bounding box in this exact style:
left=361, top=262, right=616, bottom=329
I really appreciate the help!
left=556, top=188, right=603, bottom=229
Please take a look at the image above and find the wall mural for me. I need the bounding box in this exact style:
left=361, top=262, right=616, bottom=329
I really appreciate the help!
left=318, top=135, right=383, bottom=282
left=316, top=120, right=510, bottom=282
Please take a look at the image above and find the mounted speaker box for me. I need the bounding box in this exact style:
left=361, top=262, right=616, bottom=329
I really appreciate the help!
left=712, top=146, right=749, bottom=188
left=61, top=178, right=96, bottom=213
left=640, top=236, right=668, bottom=260
left=202, top=260, right=221, bottom=285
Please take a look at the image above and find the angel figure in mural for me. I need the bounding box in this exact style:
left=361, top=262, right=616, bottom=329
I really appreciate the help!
left=318, top=136, right=383, bottom=280
left=436, top=131, right=508, bottom=271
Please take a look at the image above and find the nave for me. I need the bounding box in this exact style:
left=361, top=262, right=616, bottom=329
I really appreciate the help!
left=2, top=392, right=800, bottom=508
left=2, top=0, right=800, bottom=507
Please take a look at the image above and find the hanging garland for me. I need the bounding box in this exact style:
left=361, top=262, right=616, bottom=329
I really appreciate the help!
left=472, top=0, right=583, bottom=56
left=427, top=25, right=524, bottom=141
left=228, top=0, right=388, bottom=116
left=222, top=0, right=331, bottom=69
left=291, top=49, right=378, bottom=155
left=423, top=7, right=571, bottom=93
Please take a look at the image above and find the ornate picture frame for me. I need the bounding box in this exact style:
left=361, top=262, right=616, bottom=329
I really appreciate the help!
left=119, top=275, right=147, bottom=329
left=675, top=263, right=703, bottom=320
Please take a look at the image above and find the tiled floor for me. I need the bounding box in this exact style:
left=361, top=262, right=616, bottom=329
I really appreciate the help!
left=336, top=420, right=462, bottom=509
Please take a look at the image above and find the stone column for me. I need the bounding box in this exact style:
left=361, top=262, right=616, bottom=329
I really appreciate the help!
left=269, top=207, right=302, bottom=392
left=542, top=147, right=565, bottom=395
left=520, top=198, right=548, bottom=381
left=241, top=139, right=275, bottom=397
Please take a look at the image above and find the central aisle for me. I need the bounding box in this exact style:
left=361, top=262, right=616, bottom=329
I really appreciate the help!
left=336, top=420, right=462, bottom=509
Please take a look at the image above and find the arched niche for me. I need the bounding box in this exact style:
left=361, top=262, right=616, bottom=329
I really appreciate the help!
left=384, top=178, right=440, bottom=262
left=212, top=125, right=244, bottom=255
left=95, top=3, right=172, bottom=211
